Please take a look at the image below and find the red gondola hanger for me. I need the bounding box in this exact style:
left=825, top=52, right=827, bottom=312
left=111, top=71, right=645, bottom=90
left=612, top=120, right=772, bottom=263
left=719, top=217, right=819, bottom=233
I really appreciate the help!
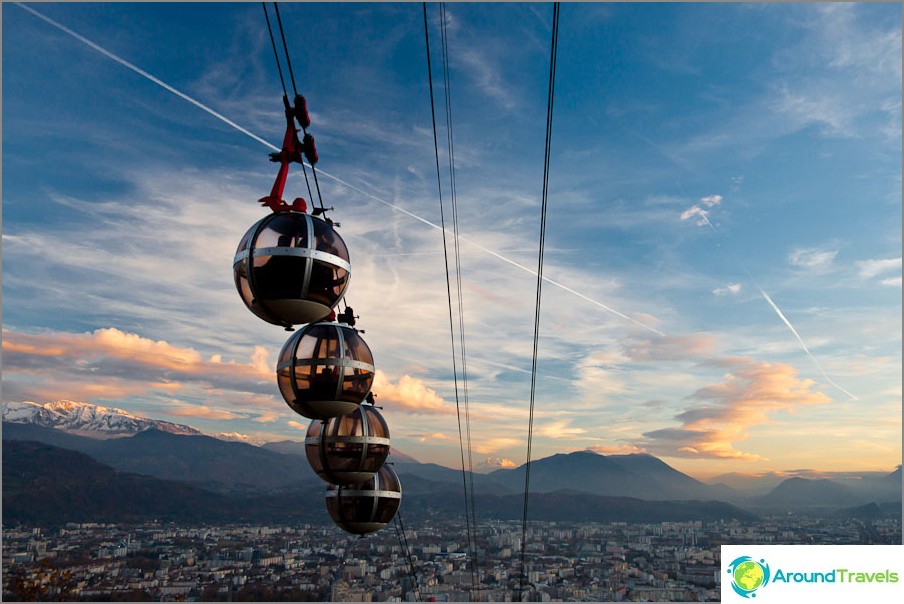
left=258, top=95, right=318, bottom=213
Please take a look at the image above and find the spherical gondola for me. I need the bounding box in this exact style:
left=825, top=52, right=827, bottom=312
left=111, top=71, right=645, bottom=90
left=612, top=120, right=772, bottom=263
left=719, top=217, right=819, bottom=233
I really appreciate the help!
left=306, top=403, right=390, bottom=485
left=234, top=210, right=350, bottom=328
left=325, top=465, right=402, bottom=536
left=277, top=320, right=375, bottom=420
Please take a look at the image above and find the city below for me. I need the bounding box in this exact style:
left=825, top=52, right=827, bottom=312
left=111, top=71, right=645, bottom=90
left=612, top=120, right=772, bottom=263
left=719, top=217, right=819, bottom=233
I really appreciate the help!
left=4, top=515, right=901, bottom=602
left=3, top=402, right=901, bottom=601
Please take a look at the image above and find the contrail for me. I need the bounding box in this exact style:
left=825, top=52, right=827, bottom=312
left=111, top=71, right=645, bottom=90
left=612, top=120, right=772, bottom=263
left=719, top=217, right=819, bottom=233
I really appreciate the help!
left=308, top=161, right=665, bottom=336
left=19, top=2, right=664, bottom=337
left=690, top=202, right=854, bottom=399
left=15, top=3, right=279, bottom=153
left=758, top=287, right=857, bottom=400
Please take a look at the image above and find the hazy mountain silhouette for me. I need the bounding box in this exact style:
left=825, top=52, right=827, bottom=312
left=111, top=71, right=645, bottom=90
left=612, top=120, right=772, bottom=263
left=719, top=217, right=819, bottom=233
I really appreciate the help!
left=3, top=440, right=237, bottom=524
left=3, top=423, right=316, bottom=492
left=3, top=440, right=756, bottom=525
left=708, top=467, right=904, bottom=499
left=747, top=468, right=902, bottom=511
left=484, top=451, right=731, bottom=501
left=756, top=477, right=862, bottom=509
left=4, top=419, right=898, bottom=511
left=404, top=489, right=758, bottom=523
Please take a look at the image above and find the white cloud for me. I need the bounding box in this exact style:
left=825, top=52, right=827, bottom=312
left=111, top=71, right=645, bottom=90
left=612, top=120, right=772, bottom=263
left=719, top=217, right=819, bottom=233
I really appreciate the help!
left=788, top=246, right=838, bottom=273
left=680, top=205, right=711, bottom=227
left=856, top=257, right=901, bottom=279
left=680, top=194, right=723, bottom=228
left=772, top=87, right=854, bottom=137
left=455, top=47, right=517, bottom=111
left=713, top=283, right=742, bottom=296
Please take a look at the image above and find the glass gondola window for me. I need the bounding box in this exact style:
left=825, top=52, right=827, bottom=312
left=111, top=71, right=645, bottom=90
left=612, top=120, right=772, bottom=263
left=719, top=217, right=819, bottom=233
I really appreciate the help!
left=233, top=211, right=350, bottom=328
left=326, top=465, right=402, bottom=536
left=306, top=403, right=390, bottom=485
left=277, top=320, right=375, bottom=420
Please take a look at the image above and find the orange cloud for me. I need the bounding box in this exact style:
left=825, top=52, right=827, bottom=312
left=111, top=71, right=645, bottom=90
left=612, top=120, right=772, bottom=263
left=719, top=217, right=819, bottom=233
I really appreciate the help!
left=252, top=410, right=282, bottom=424
left=2, top=327, right=271, bottom=379
left=287, top=420, right=309, bottom=431
left=483, top=456, right=518, bottom=469
left=1, top=327, right=275, bottom=409
left=640, top=359, right=831, bottom=461
left=586, top=444, right=648, bottom=456
left=537, top=420, right=587, bottom=439
left=372, top=370, right=456, bottom=415
left=474, top=436, right=522, bottom=455
left=414, top=432, right=453, bottom=442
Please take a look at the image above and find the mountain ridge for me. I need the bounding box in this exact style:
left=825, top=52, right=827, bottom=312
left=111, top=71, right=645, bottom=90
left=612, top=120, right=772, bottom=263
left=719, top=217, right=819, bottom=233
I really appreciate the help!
left=4, top=400, right=900, bottom=508
left=4, top=400, right=203, bottom=438
left=3, top=440, right=758, bottom=526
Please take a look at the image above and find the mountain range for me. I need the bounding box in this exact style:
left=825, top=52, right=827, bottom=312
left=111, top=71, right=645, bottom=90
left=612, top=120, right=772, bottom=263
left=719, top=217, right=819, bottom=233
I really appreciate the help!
left=3, top=400, right=204, bottom=438
left=2, top=400, right=900, bottom=522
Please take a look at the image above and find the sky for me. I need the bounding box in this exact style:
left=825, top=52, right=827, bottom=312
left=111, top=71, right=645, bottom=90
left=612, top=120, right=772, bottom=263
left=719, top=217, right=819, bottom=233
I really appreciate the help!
left=2, top=2, right=901, bottom=481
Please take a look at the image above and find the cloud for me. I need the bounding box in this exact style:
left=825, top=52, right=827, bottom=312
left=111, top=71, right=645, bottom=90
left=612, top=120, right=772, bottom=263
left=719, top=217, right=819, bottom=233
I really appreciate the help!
left=1, top=327, right=278, bottom=413
left=817, top=3, right=902, bottom=78
left=623, top=334, right=717, bottom=362
left=772, top=88, right=854, bottom=137
left=169, top=405, right=243, bottom=420
left=474, top=437, right=522, bottom=455
left=251, top=410, right=282, bottom=423
left=287, top=420, right=308, bottom=431
left=679, top=205, right=712, bottom=227
left=788, top=246, right=838, bottom=273
left=372, top=370, right=457, bottom=416
left=537, top=420, right=587, bottom=439
left=856, top=257, right=901, bottom=279
left=586, top=444, right=648, bottom=456
left=454, top=43, right=518, bottom=111
left=639, top=358, right=830, bottom=461
left=681, top=194, right=722, bottom=228
left=414, top=432, right=453, bottom=443
left=880, top=276, right=902, bottom=288
left=713, top=283, right=742, bottom=296
left=478, top=456, right=518, bottom=470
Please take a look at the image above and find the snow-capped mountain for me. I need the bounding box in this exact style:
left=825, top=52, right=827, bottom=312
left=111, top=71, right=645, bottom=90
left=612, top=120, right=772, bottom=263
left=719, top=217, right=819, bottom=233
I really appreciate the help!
left=214, top=431, right=268, bottom=446
left=2, top=400, right=203, bottom=439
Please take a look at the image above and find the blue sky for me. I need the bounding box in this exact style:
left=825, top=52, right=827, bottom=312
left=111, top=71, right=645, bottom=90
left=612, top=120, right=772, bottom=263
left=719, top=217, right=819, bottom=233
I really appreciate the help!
left=2, top=2, right=901, bottom=479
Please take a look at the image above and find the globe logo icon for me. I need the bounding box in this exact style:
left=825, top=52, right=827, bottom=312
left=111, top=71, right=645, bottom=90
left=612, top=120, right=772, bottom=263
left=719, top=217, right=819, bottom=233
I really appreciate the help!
left=727, top=556, right=771, bottom=598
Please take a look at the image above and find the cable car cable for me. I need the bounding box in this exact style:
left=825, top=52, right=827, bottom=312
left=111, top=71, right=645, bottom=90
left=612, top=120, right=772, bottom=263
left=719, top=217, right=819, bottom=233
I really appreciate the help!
left=394, top=512, right=421, bottom=601
left=518, top=3, right=560, bottom=601
left=274, top=2, right=327, bottom=215
left=422, top=2, right=479, bottom=594
left=273, top=2, right=299, bottom=98
left=261, top=2, right=319, bottom=213
left=261, top=3, right=288, bottom=98
left=438, top=2, right=479, bottom=593
left=268, top=2, right=326, bottom=215
left=17, top=2, right=663, bottom=336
